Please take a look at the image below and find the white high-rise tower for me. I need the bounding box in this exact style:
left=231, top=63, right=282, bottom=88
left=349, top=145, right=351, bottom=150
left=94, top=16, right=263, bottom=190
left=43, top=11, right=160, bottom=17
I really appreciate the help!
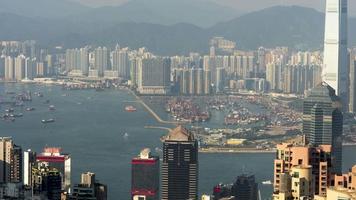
left=323, top=0, right=348, bottom=103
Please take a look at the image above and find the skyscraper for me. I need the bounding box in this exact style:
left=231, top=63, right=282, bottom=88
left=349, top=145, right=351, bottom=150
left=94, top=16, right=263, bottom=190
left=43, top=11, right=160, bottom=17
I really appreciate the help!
left=131, top=148, right=159, bottom=200
left=231, top=174, right=258, bottom=200
left=161, top=126, right=198, bottom=200
left=349, top=49, right=356, bottom=113
left=303, top=83, right=343, bottom=173
left=36, top=147, right=71, bottom=192
left=322, top=0, right=348, bottom=106
left=23, top=149, right=36, bottom=186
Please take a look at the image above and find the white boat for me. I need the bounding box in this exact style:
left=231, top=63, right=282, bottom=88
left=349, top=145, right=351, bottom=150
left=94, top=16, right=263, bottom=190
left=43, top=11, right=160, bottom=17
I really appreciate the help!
left=262, top=180, right=273, bottom=185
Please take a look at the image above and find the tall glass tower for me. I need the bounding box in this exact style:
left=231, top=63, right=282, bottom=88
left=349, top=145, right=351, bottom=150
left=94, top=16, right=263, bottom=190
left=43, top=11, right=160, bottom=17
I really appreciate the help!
left=303, top=83, right=343, bottom=174
left=161, top=126, right=198, bottom=200
left=322, top=0, right=348, bottom=106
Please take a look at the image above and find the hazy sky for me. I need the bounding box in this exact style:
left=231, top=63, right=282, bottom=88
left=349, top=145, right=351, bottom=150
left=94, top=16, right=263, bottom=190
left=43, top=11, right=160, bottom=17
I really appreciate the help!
left=70, top=0, right=355, bottom=15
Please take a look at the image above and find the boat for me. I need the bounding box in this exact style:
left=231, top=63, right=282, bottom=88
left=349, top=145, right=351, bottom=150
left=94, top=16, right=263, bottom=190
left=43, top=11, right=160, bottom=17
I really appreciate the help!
left=123, top=133, right=129, bottom=138
left=13, top=113, right=23, bottom=118
left=26, top=107, right=35, bottom=111
left=262, top=180, right=273, bottom=185
left=125, top=106, right=137, bottom=112
left=49, top=105, right=56, bottom=111
left=41, top=119, right=55, bottom=124
left=5, top=108, right=14, bottom=113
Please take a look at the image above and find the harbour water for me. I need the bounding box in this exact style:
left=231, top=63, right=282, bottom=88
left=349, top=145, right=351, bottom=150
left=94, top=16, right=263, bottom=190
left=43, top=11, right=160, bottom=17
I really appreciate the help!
left=0, top=83, right=355, bottom=200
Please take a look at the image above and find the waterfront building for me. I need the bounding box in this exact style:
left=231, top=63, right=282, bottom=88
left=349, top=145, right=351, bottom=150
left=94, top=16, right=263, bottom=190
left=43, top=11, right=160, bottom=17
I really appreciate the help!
left=14, top=55, right=25, bottom=81
left=24, top=57, right=36, bottom=80
left=94, top=47, right=110, bottom=77
left=112, top=48, right=130, bottom=79
left=0, top=55, right=4, bottom=78
left=303, top=83, right=343, bottom=174
left=161, top=126, right=198, bottom=200
left=130, top=57, right=140, bottom=87
left=66, top=49, right=81, bottom=73
left=36, top=62, right=47, bottom=77
left=131, top=148, right=159, bottom=200
left=4, top=56, right=14, bottom=81
left=204, top=70, right=211, bottom=95
left=36, top=147, right=71, bottom=192
left=137, top=57, right=171, bottom=95
left=0, top=137, right=22, bottom=183
left=322, top=0, right=349, bottom=107
left=273, top=143, right=332, bottom=198
left=80, top=47, right=89, bottom=76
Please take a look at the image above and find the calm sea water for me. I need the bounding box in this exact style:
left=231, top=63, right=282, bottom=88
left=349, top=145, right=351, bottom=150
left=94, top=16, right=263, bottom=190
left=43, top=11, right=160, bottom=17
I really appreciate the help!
left=0, top=83, right=355, bottom=200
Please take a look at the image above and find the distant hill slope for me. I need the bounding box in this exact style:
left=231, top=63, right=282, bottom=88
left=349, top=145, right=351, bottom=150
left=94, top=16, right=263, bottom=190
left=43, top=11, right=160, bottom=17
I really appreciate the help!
left=71, top=0, right=239, bottom=28
left=0, top=6, right=355, bottom=55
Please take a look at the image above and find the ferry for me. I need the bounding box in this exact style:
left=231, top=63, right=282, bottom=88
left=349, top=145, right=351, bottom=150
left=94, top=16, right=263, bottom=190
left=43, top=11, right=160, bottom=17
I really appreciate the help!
left=41, top=119, right=55, bottom=124
left=125, top=106, right=137, bottom=112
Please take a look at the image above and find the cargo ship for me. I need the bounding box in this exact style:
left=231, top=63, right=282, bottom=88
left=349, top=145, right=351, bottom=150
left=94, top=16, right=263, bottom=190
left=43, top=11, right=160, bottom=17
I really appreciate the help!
left=125, top=106, right=137, bottom=112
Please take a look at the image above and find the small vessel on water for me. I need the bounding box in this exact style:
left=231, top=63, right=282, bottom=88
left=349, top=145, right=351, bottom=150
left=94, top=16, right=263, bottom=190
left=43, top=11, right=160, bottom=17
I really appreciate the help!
left=125, top=105, right=137, bottom=112
left=262, top=180, right=273, bottom=185
left=49, top=105, right=56, bottom=111
left=123, top=133, right=129, bottom=138
left=5, top=108, right=14, bottom=113
left=26, top=107, right=35, bottom=111
left=41, top=119, right=55, bottom=124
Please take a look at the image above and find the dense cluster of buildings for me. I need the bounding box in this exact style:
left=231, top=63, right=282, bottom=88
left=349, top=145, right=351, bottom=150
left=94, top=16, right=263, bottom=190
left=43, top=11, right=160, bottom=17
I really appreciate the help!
left=0, top=137, right=106, bottom=200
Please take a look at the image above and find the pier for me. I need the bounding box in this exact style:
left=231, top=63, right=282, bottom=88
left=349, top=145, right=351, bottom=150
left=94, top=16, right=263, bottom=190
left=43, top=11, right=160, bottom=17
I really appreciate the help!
left=128, top=90, right=182, bottom=125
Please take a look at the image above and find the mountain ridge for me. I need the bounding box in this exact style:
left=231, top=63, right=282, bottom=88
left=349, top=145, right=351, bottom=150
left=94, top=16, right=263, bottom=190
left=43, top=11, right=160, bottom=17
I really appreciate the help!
left=0, top=6, right=355, bottom=55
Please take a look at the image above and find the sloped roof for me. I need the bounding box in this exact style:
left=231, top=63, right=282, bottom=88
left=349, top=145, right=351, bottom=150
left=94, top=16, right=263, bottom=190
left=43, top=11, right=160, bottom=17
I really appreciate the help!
left=165, top=125, right=194, bottom=141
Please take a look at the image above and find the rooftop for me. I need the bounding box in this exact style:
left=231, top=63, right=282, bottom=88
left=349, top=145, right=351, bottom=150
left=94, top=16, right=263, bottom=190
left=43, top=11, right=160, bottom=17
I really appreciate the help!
left=165, top=125, right=194, bottom=142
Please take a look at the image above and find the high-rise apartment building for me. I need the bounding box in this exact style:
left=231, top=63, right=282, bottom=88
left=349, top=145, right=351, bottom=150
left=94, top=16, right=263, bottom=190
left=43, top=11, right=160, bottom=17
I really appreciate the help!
left=94, top=47, right=110, bottom=77
left=273, top=143, right=332, bottom=199
left=138, top=57, right=171, bottom=95
left=161, top=126, right=198, bottom=200
left=4, top=56, right=14, bottom=81
left=303, top=83, right=343, bottom=174
left=131, top=148, right=159, bottom=200
left=14, top=55, right=25, bottom=81
left=322, top=0, right=348, bottom=107
left=113, top=48, right=130, bottom=79
left=0, top=137, right=22, bottom=183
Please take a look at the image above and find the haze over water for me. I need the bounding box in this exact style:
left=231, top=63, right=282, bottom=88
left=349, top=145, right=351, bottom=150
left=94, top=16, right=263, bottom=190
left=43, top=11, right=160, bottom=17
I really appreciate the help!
left=1, top=83, right=355, bottom=200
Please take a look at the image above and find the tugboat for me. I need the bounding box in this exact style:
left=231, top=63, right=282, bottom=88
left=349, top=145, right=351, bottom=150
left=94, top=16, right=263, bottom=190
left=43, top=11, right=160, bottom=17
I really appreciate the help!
left=41, top=119, right=55, bottom=124
left=125, top=105, right=137, bottom=112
